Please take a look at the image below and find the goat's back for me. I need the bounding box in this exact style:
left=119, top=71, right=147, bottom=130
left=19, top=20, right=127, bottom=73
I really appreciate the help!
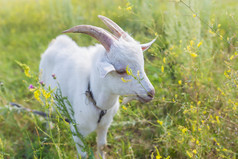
left=39, top=35, right=101, bottom=100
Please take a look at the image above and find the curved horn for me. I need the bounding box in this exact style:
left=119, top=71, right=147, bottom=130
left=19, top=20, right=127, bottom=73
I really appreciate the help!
left=63, top=25, right=115, bottom=52
left=98, top=15, right=127, bottom=39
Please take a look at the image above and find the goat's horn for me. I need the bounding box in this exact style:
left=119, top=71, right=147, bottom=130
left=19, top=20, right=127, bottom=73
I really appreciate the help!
left=63, top=25, right=115, bottom=52
left=98, top=15, right=127, bottom=39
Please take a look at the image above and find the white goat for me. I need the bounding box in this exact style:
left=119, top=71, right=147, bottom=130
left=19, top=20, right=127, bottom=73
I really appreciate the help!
left=39, top=15, right=155, bottom=158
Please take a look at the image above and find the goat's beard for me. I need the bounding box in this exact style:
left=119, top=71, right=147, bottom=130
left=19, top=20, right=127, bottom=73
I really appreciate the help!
left=122, top=95, right=146, bottom=104
left=122, top=96, right=136, bottom=105
left=122, top=94, right=153, bottom=104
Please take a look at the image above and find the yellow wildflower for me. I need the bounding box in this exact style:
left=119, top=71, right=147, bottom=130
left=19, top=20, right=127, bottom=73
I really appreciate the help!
left=209, top=29, right=215, bottom=35
left=197, top=41, right=202, bottom=48
left=193, top=14, right=196, bottom=17
left=169, top=45, right=174, bottom=50
left=207, top=125, right=210, bottom=130
left=186, top=45, right=191, bottom=52
left=137, top=70, right=140, bottom=77
left=182, top=127, right=188, bottom=134
left=178, top=80, right=182, bottom=85
left=156, top=155, right=162, bottom=159
left=125, top=2, right=132, bottom=11
left=0, top=137, right=2, bottom=146
left=34, top=89, right=41, bottom=102
left=219, top=35, right=223, bottom=40
left=150, top=152, right=154, bottom=159
left=157, top=120, right=163, bottom=126
left=126, top=6, right=132, bottom=11
left=192, top=149, right=197, bottom=154
left=42, top=89, right=51, bottom=99
left=186, top=150, right=193, bottom=158
left=233, top=105, right=237, bottom=111
left=214, top=139, right=220, bottom=146
left=222, top=148, right=228, bottom=152
left=16, top=61, right=31, bottom=77
left=197, top=101, right=201, bottom=105
left=154, top=146, right=162, bottom=159
left=190, top=53, right=198, bottom=58
left=122, top=106, right=127, bottom=110
left=218, top=24, right=221, bottom=28
left=210, top=115, right=214, bottom=120
left=213, top=138, right=217, bottom=143
left=224, top=71, right=229, bottom=78
left=45, top=93, right=51, bottom=99
left=216, top=116, right=221, bottom=124
left=190, top=40, right=194, bottom=46
left=24, top=67, right=31, bottom=77
left=183, top=109, right=188, bottom=114
left=196, top=140, right=199, bottom=145
left=155, top=32, right=158, bottom=36
left=121, top=77, right=132, bottom=83
left=126, top=65, right=132, bottom=75
left=161, top=65, right=164, bottom=73
left=163, top=57, right=166, bottom=63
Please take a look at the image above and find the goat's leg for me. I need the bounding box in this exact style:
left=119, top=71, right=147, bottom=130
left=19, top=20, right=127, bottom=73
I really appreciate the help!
left=71, top=125, right=90, bottom=158
left=72, top=135, right=87, bottom=158
left=96, top=125, right=109, bottom=159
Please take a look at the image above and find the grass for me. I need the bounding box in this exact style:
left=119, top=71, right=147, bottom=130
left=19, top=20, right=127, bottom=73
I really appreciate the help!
left=0, top=0, right=238, bottom=158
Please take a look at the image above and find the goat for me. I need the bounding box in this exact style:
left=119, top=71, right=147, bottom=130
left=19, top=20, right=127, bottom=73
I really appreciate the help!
left=39, top=15, right=156, bottom=158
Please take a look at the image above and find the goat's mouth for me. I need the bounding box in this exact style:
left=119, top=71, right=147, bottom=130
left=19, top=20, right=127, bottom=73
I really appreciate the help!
left=137, top=95, right=153, bottom=103
left=122, top=94, right=153, bottom=105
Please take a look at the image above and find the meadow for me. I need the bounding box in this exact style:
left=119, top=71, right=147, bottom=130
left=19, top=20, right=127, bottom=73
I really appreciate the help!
left=0, top=0, right=238, bottom=158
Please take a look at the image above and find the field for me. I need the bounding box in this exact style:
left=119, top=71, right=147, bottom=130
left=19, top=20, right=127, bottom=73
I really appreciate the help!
left=0, top=0, right=238, bottom=158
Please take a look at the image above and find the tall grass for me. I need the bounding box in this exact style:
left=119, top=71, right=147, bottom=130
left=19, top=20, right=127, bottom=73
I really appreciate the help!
left=0, top=0, right=237, bottom=158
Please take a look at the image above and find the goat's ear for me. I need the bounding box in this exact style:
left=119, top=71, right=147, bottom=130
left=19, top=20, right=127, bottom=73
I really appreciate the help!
left=97, top=61, right=115, bottom=78
left=141, top=38, right=157, bottom=52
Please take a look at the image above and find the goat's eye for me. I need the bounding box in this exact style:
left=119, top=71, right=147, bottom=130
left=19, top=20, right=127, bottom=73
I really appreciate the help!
left=116, top=69, right=127, bottom=75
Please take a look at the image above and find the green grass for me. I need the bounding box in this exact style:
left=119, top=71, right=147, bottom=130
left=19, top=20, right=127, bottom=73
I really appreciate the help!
left=0, top=0, right=238, bottom=158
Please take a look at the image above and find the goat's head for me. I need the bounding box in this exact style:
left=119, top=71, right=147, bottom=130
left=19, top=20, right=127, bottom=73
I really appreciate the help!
left=63, top=15, right=156, bottom=103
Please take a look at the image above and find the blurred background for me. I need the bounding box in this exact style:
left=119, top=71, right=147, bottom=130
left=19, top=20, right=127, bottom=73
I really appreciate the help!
left=0, top=0, right=237, bottom=158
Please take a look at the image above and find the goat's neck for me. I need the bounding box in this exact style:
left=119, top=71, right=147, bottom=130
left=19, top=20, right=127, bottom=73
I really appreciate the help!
left=90, top=72, right=118, bottom=110
left=89, top=53, right=119, bottom=110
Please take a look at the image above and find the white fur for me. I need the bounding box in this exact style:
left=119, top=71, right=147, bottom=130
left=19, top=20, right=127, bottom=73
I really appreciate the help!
left=40, top=30, right=155, bottom=158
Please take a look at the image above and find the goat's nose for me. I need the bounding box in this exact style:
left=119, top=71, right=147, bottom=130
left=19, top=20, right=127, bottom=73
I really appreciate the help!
left=147, top=89, right=155, bottom=98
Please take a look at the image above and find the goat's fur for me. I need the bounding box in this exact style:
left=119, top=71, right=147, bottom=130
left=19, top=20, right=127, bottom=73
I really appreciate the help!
left=40, top=15, right=155, bottom=158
